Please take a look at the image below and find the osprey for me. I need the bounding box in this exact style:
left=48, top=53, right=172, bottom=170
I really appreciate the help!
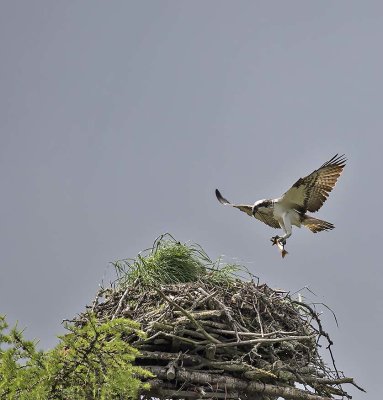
left=215, top=154, right=346, bottom=246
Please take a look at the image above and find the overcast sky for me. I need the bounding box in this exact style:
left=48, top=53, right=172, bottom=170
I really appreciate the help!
left=1, top=1, right=382, bottom=398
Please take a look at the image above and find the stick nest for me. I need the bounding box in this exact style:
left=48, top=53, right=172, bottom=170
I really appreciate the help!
left=85, top=235, right=363, bottom=400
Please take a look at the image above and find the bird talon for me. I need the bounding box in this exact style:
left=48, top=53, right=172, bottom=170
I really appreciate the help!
left=270, top=236, right=279, bottom=245
left=278, top=238, right=286, bottom=246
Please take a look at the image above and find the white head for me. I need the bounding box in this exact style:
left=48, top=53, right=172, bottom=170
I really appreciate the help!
left=252, top=199, right=273, bottom=216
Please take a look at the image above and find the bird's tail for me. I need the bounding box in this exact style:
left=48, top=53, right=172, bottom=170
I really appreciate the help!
left=302, top=215, right=334, bottom=233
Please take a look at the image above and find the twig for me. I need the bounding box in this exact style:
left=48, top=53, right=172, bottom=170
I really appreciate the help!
left=111, top=286, right=130, bottom=320
left=214, top=334, right=314, bottom=348
left=292, top=300, right=339, bottom=378
left=155, top=288, right=221, bottom=345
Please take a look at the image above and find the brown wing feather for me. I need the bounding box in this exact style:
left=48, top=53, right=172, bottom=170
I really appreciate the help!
left=254, top=211, right=280, bottom=229
left=215, top=189, right=280, bottom=229
left=282, top=154, right=346, bottom=213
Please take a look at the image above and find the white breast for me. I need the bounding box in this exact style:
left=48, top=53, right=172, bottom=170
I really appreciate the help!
left=273, top=202, right=302, bottom=227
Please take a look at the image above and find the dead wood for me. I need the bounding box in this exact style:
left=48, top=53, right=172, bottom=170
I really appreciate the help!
left=80, top=235, right=364, bottom=399
left=85, top=277, right=364, bottom=399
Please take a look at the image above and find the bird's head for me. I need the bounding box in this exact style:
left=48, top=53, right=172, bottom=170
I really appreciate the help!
left=252, top=199, right=272, bottom=216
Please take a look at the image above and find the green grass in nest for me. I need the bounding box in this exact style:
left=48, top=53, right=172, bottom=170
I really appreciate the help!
left=113, top=234, right=208, bottom=286
left=112, top=234, right=253, bottom=288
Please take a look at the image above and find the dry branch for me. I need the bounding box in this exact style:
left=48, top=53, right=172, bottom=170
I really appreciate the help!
left=147, top=366, right=335, bottom=400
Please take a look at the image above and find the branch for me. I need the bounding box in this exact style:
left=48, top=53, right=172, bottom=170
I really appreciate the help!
left=111, top=286, right=130, bottom=320
left=198, top=287, right=247, bottom=334
left=292, top=300, right=339, bottom=378
left=145, top=366, right=335, bottom=400
left=215, top=334, right=314, bottom=348
left=137, top=350, right=201, bottom=365
left=149, top=387, right=243, bottom=399
left=155, top=288, right=221, bottom=344
left=137, top=350, right=364, bottom=394
left=173, top=309, right=224, bottom=323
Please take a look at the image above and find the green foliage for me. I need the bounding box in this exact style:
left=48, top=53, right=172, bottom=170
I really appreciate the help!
left=112, top=233, right=251, bottom=289
left=0, top=314, right=151, bottom=399
left=0, top=315, right=46, bottom=400
left=113, top=234, right=208, bottom=286
left=205, top=262, right=247, bottom=286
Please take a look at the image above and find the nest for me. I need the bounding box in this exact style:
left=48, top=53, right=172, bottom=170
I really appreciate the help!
left=85, top=235, right=362, bottom=400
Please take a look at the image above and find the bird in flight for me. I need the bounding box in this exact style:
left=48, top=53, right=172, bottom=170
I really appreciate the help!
left=215, top=154, right=346, bottom=247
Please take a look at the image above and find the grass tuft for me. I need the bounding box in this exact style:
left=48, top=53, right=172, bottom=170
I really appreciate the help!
left=112, top=234, right=253, bottom=289
left=113, top=234, right=207, bottom=287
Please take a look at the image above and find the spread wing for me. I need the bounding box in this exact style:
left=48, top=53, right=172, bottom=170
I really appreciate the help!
left=281, top=154, right=346, bottom=213
left=215, top=189, right=280, bottom=229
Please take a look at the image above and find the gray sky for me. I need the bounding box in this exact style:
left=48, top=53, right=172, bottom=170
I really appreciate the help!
left=1, top=1, right=381, bottom=397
